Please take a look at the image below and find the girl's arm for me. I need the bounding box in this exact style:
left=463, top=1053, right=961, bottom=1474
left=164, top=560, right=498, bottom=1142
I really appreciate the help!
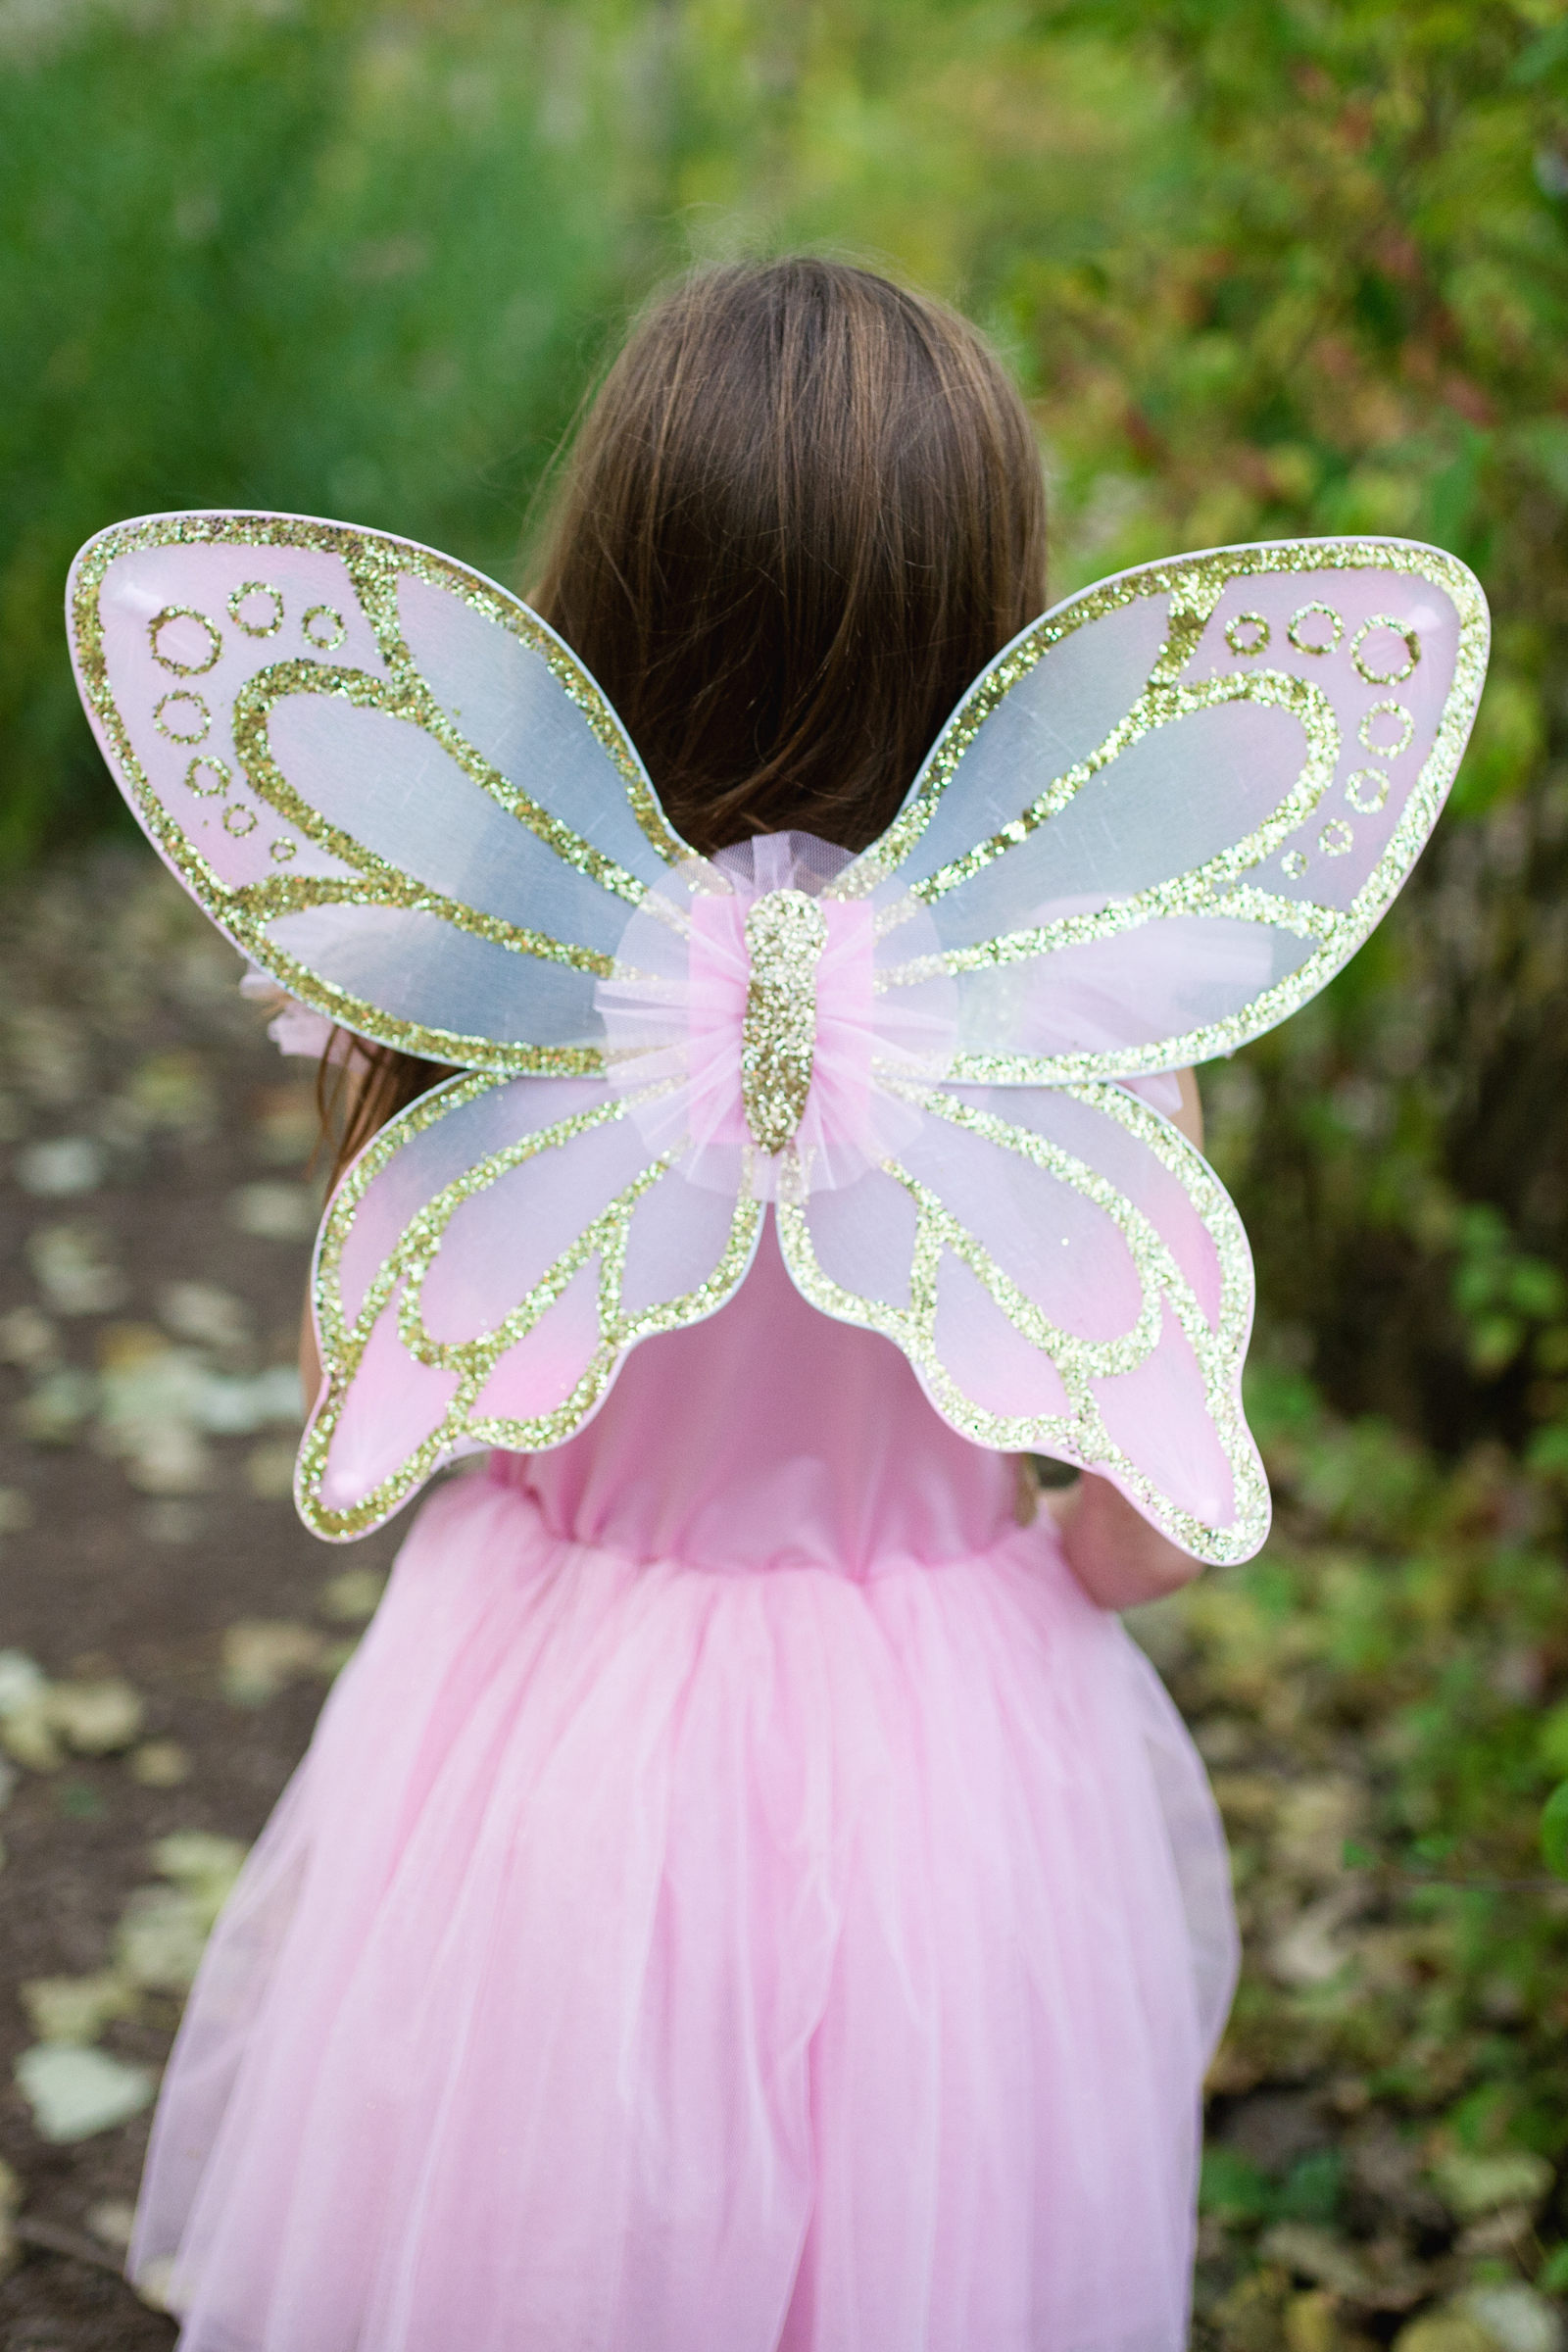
left=1049, top=1067, right=1207, bottom=1609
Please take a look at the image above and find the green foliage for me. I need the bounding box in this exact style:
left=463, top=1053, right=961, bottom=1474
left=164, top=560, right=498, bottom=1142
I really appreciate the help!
left=1543, top=1782, right=1568, bottom=1881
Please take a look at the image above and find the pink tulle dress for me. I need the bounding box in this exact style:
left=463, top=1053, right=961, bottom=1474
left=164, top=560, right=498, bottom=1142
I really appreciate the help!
left=132, top=1216, right=1236, bottom=2352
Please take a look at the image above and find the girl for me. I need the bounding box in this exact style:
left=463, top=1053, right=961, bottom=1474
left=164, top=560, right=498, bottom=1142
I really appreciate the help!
left=72, top=254, right=1481, bottom=2349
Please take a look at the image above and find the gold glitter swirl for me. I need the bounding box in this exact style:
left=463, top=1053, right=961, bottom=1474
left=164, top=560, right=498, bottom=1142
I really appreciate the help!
left=740, top=889, right=827, bottom=1152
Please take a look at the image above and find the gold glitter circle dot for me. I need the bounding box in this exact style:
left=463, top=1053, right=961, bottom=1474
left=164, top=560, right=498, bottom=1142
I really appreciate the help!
left=184, top=756, right=230, bottom=799
left=149, top=606, right=221, bottom=676
left=1346, top=768, right=1390, bottom=814
left=1351, top=616, right=1420, bottom=685
left=270, top=838, right=297, bottom=863
left=1287, top=602, right=1342, bottom=656
left=1359, top=698, right=1414, bottom=757
left=221, top=802, right=259, bottom=837
left=154, top=690, right=209, bottom=745
left=1281, top=850, right=1308, bottom=879
left=1319, top=818, right=1354, bottom=857
left=302, top=604, right=347, bottom=653
left=1225, top=612, right=1270, bottom=657
left=228, top=581, right=284, bottom=637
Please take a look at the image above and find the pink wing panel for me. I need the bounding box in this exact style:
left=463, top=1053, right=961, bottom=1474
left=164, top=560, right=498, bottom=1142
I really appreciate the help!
left=778, top=1081, right=1267, bottom=1563
left=302, top=1076, right=761, bottom=1539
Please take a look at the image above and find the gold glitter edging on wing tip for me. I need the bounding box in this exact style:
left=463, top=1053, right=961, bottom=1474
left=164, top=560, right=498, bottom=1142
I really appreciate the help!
left=295, top=1071, right=762, bottom=1540
left=775, top=1081, right=1268, bottom=1566
left=68, top=514, right=697, bottom=1072
left=829, top=538, right=1488, bottom=1086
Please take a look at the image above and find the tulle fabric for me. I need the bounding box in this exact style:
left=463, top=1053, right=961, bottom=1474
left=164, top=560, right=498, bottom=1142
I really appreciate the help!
left=132, top=1229, right=1236, bottom=2352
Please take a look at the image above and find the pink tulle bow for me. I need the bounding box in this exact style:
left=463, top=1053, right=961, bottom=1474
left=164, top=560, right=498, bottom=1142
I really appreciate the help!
left=595, top=834, right=960, bottom=1200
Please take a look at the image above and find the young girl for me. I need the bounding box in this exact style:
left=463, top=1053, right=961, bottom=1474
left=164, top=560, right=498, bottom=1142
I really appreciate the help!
left=69, top=257, right=1484, bottom=2351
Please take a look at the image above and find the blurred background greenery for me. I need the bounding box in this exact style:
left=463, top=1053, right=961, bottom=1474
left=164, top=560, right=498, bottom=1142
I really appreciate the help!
left=8, top=0, right=1568, bottom=2318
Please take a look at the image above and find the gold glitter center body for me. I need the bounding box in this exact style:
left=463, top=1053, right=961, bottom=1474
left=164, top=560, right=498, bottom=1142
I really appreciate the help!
left=740, top=890, right=828, bottom=1153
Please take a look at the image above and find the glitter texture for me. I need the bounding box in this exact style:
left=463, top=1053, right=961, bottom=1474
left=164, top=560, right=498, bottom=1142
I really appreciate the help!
left=740, top=890, right=828, bottom=1153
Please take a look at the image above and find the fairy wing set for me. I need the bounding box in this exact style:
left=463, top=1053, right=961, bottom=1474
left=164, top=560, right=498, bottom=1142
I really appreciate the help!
left=67, top=514, right=1489, bottom=1558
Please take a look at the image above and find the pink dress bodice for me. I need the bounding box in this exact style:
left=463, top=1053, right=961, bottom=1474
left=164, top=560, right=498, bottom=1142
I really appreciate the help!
left=493, top=1211, right=1018, bottom=1576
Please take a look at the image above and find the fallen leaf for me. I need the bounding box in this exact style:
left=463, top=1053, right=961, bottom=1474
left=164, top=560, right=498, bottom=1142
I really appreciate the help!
left=245, top=1441, right=299, bottom=1500
left=0, top=1488, right=35, bottom=1536
left=24, top=1223, right=127, bottom=1315
left=228, top=1182, right=318, bottom=1241
left=157, top=1280, right=252, bottom=1351
left=1430, top=2148, right=1554, bottom=2223
left=48, top=1677, right=146, bottom=1756
left=20, top=1971, right=136, bottom=2045
left=318, top=1567, right=387, bottom=1625
left=129, top=1739, right=191, bottom=1788
left=15, top=2043, right=154, bottom=2142
left=15, top=1136, right=106, bottom=1199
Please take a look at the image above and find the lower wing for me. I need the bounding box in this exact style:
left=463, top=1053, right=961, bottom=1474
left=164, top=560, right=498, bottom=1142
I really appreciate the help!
left=774, top=1081, right=1269, bottom=1564
left=300, top=1073, right=762, bottom=1539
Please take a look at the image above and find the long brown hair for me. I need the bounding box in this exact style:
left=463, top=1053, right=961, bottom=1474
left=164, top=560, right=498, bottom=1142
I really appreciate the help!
left=320, top=259, right=1048, bottom=1180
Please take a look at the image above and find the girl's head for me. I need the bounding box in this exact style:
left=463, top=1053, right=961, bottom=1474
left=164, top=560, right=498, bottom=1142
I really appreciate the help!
left=326, top=260, right=1045, bottom=1164
left=529, top=257, right=1048, bottom=854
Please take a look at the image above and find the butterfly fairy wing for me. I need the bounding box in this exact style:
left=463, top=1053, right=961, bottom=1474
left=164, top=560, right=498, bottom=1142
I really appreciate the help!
left=67, top=511, right=698, bottom=1074
left=775, top=1080, right=1268, bottom=1565
left=832, top=538, right=1489, bottom=1087
left=301, top=1072, right=763, bottom=1539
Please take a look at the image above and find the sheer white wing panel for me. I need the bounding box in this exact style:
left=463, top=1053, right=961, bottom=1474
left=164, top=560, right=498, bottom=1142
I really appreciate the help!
left=837, top=540, right=1489, bottom=1087
left=776, top=1082, right=1268, bottom=1564
left=67, top=513, right=697, bottom=1073
left=302, top=1074, right=762, bottom=1539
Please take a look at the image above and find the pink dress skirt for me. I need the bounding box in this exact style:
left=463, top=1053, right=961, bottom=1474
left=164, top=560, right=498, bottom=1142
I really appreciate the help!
left=131, top=1217, right=1236, bottom=2351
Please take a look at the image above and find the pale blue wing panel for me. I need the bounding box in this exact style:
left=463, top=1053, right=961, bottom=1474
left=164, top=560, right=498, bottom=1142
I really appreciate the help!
left=67, top=512, right=698, bottom=1073
left=838, top=540, right=1489, bottom=1086
left=302, top=1072, right=762, bottom=1540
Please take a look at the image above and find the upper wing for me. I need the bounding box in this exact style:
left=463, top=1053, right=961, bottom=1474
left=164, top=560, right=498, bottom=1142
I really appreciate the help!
left=300, top=1071, right=763, bottom=1539
left=68, top=511, right=699, bottom=1074
left=832, top=539, right=1489, bottom=1087
left=776, top=1080, right=1267, bottom=1564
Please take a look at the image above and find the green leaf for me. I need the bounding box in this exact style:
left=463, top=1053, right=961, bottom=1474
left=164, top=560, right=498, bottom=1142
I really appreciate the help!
left=1541, top=1782, right=1568, bottom=1881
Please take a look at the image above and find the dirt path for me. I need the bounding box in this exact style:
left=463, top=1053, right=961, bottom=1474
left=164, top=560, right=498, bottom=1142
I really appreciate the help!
left=0, top=851, right=407, bottom=2345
